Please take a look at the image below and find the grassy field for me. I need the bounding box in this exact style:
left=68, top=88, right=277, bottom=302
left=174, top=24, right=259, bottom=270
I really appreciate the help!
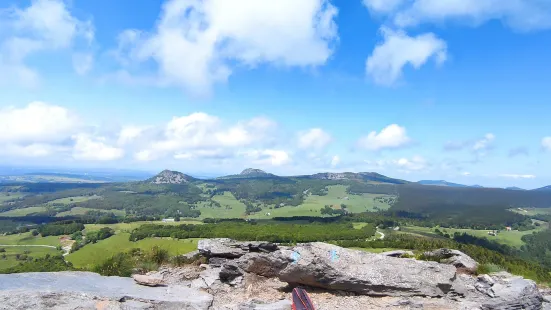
left=509, top=208, right=551, bottom=216
left=56, top=207, right=126, bottom=217
left=66, top=234, right=199, bottom=269
left=0, top=206, right=48, bottom=217
left=196, top=192, right=247, bottom=219
left=0, top=193, right=23, bottom=203
left=400, top=225, right=547, bottom=248
left=0, top=232, right=62, bottom=246
left=248, top=185, right=394, bottom=219
left=0, top=246, right=62, bottom=271
left=47, top=195, right=101, bottom=204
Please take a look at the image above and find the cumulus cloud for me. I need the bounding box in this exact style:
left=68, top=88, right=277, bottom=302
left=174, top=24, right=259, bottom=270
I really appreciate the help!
left=363, top=155, right=428, bottom=172
left=363, top=0, right=551, bottom=31
left=298, top=128, right=332, bottom=150
left=134, top=113, right=278, bottom=161
left=241, top=149, right=291, bottom=166
left=1, top=143, right=69, bottom=158
left=116, top=0, right=339, bottom=95
left=0, top=102, right=77, bottom=143
left=473, top=133, right=495, bottom=152
left=0, top=0, right=94, bottom=86
left=363, top=0, right=406, bottom=13
left=542, top=137, right=551, bottom=151
left=393, top=155, right=427, bottom=171
left=366, top=27, right=447, bottom=86
left=499, top=174, right=536, bottom=179
left=330, top=155, right=340, bottom=168
left=118, top=126, right=148, bottom=145
left=357, top=124, right=411, bottom=151
left=72, top=52, right=94, bottom=75
left=72, top=134, right=124, bottom=161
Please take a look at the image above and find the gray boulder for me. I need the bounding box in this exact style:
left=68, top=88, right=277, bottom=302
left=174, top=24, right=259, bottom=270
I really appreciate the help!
left=423, top=248, right=478, bottom=271
left=198, top=238, right=279, bottom=259
left=479, top=272, right=543, bottom=310
left=243, top=242, right=457, bottom=297
left=0, top=272, right=213, bottom=310
left=209, top=257, right=229, bottom=267
left=236, top=252, right=291, bottom=278
left=220, top=261, right=244, bottom=283
left=132, top=274, right=165, bottom=287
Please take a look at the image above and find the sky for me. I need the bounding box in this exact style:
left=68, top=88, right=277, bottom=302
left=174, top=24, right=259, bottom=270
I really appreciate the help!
left=1, top=0, right=551, bottom=189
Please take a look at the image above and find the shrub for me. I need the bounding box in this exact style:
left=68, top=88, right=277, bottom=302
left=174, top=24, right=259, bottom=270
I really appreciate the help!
left=477, top=263, right=506, bottom=275
left=148, top=246, right=169, bottom=265
left=92, top=253, right=134, bottom=277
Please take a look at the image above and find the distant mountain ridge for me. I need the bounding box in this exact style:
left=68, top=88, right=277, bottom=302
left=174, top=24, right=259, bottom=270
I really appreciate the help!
left=506, top=187, right=526, bottom=191
left=417, top=180, right=485, bottom=188
left=307, top=172, right=408, bottom=184
left=217, top=168, right=279, bottom=180
left=147, top=170, right=196, bottom=184
left=533, top=185, right=551, bottom=191
left=418, top=180, right=469, bottom=187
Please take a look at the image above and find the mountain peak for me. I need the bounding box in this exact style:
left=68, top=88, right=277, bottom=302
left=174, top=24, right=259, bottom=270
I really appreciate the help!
left=240, top=168, right=268, bottom=176
left=149, top=169, right=195, bottom=184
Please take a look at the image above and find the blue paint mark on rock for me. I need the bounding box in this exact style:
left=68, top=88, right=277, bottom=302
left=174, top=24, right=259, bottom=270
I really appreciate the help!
left=329, top=249, right=339, bottom=262
left=291, top=251, right=301, bottom=264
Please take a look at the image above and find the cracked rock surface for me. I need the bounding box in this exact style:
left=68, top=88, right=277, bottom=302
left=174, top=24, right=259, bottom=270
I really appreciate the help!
left=0, top=239, right=548, bottom=310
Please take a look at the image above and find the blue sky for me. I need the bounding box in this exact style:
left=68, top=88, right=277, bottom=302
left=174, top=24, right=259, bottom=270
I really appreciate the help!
left=1, top=0, right=551, bottom=189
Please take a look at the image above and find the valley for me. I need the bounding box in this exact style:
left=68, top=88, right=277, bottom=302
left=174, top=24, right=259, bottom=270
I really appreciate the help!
left=1, top=168, right=551, bottom=284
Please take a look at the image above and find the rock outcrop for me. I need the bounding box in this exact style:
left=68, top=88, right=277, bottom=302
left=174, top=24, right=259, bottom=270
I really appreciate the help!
left=0, top=239, right=547, bottom=310
left=277, top=242, right=457, bottom=297
left=198, top=238, right=279, bottom=259
left=0, top=272, right=213, bottom=309
left=423, top=248, right=479, bottom=271
left=148, top=169, right=195, bottom=184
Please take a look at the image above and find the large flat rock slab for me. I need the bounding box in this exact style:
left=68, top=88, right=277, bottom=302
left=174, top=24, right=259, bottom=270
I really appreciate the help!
left=0, top=272, right=213, bottom=310
left=277, top=242, right=457, bottom=297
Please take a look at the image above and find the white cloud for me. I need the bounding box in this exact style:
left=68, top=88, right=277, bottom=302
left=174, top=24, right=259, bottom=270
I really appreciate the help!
left=0, top=102, right=77, bottom=143
left=330, top=155, right=340, bottom=168
left=394, top=155, right=427, bottom=171
left=363, top=0, right=406, bottom=13
left=542, top=137, right=551, bottom=151
left=366, top=27, right=447, bottom=85
left=242, top=149, right=291, bottom=166
left=363, top=155, right=428, bottom=172
left=135, top=112, right=277, bottom=161
left=298, top=128, right=332, bottom=149
left=357, top=124, right=411, bottom=151
left=117, top=0, right=338, bottom=95
left=473, top=133, right=495, bottom=151
left=1, top=143, right=68, bottom=158
left=72, top=134, right=124, bottom=161
left=0, top=0, right=94, bottom=85
left=363, top=0, right=551, bottom=31
left=72, top=52, right=94, bottom=75
left=394, top=0, right=551, bottom=31
left=174, top=149, right=229, bottom=160
left=461, top=171, right=471, bottom=176
left=118, top=126, right=148, bottom=145
left=499, top=174, right=536, bottom=179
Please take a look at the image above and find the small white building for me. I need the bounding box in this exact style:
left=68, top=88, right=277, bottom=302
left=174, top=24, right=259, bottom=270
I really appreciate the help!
left=162, top=218, right=175, bottom=222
